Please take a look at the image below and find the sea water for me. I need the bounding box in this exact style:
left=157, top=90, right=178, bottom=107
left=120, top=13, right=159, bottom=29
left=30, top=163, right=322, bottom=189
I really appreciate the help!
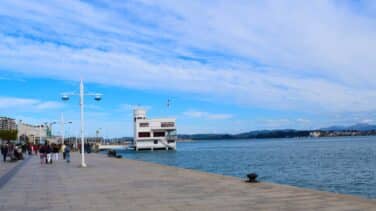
left=117, top=136, right=376, bottom=199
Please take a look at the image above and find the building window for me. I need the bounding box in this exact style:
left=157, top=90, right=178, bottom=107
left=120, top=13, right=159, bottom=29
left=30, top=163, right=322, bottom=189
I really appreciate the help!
left=154, top=140, right=158, bottom=144
left=138, top=132, right=150, bottom=137
left=139, top=122, right=149, bottom=127
left=167, top=130, right=177, bottom=136
left=167, top=140, right=175, bottom=143
left=153, top=132, right=165, bottom=137
left=161, top=122, right=174, bottom=127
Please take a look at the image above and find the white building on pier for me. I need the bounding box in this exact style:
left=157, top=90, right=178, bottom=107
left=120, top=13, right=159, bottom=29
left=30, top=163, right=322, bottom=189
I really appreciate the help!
left=133, top=109, right=177, bottom=151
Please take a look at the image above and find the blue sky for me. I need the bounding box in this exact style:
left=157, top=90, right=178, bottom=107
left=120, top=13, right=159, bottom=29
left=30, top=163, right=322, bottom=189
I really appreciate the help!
left=0, top=0, right=375, bottom=137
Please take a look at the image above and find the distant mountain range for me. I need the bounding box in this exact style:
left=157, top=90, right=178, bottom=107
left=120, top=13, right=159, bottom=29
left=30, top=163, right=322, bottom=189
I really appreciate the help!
left=178, top=123, right=376, bottom=140
left=320, top=123, right=376, bottom=131
left=178, top=129, right=311, bottom=140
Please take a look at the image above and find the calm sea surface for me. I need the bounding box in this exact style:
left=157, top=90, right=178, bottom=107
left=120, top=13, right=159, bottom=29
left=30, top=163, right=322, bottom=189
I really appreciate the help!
left=117, top=136, right=376, bottom=199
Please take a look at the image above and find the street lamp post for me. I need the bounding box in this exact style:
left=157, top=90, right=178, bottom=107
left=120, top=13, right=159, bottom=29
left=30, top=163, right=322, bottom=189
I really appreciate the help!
left=45, top=121, right=57, bottom=138
left=75, top=133, right=78, bottom=151
left=39, top=124, right=42, bottom=144
left=96, top=128, right=102, bottom=143
left=79, top=80, right=86, bottom=167
left=60, top=113, right=72, bottom=145
left=61, top=80, right=102, bottom=167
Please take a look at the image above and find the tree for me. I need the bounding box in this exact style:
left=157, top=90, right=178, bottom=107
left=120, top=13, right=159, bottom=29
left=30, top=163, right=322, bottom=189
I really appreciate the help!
left=0, top=130, right=18, bottom=142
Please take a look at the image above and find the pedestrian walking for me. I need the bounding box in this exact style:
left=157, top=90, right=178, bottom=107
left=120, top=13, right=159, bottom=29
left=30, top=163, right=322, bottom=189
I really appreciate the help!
left=64, top=144, right=71, bottom=163
left=39, top=144, right=46, bottom=165
left=52, top=144, right=59, bottom=161
left=27, top=143, right=32, bottom=155
left=1, top=143, right=8, bottom=162
left=21, top=144, right=27, bottom=154
left=46, top=143, right=52, bottom=164
left=61, top=143, right=66, bottom=160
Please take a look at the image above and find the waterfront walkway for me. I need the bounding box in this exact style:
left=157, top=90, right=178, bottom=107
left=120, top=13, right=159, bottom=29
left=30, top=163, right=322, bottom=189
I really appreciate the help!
left=0, top=160, right=18, bottom=178
left=0, top=153, right=375, bottom=211
left=0, top=159, right=20, bottom=189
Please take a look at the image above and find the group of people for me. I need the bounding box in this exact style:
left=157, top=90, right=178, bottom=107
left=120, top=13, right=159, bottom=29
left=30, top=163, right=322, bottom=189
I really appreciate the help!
left=77, top=143, right=95, bottom=154
left=38, top=142, right=72, bottom=165
left=1, top=141, right=74, bottom=165
left=1, top=142, right=25, bottom=162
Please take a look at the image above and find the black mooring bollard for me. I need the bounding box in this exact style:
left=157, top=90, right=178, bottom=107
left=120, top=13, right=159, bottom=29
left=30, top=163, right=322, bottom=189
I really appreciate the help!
left=246, top=173, right=258, bottom=183
left=107, top=150, right=117, bottom=157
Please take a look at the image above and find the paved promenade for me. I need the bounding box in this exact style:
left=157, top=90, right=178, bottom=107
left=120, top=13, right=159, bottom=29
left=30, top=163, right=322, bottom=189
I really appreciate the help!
left=0, top=160, right=18, bottom=178
left=0, top=153, right=375, bottom=211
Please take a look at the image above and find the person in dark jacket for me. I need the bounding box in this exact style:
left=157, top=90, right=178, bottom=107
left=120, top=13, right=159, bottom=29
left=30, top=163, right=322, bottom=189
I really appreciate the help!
left=39, top=144, right=46, bottom=165
left=21, top=144, right=27, bottom=154
left=64, top=144, right=71, bottom=163
left=1, top=143, right=8, bottom=162
left=52, top=144, right=59, bottom=161
left=27, top=144, right=32, bottom=155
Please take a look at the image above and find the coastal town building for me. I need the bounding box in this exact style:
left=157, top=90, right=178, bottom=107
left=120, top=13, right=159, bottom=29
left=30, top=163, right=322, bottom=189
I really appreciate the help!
left=133, top=108, right=177, bottom=151
left=17, top=120, right=48, bottom=143
left=0, top=116, right=17, bottom=130
left=309, top=131, right=321, bottom=137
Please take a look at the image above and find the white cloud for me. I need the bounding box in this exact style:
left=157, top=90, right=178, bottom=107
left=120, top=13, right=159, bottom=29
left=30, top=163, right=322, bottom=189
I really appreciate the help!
left=183, top=110, right=233, bottom=120
left=35, top=101, right=63, bottom=110
left=0, top=97, right=37, bottom=108
left=0, top=0, right=375, bottom=114
left=0, top=96, right=63, bottom=111
left=257, top=118, right=313, bottom=129
left=296, top=118, right=311, bottom=124
left=118, top=104, right=152, bottom=111
left=360, top=119, right=374, bottom=124
left=259, top=119, right=291, bottom=129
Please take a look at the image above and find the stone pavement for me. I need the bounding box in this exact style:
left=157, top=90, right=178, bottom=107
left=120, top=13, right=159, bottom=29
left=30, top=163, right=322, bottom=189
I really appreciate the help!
left=0, top=157, right=25, bottom=189
left=0, top=153, right=375, bottom=211
left=0, top=159, right=18, bottom=177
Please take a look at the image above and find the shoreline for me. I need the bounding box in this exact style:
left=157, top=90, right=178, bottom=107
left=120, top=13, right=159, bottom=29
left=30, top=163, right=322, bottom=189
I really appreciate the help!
left=102, top=153, right=376, bottom=205
left=115, top=136, right=376, bottom=200
left=177, top=134, right=376, bottom=141
left=115, top=152, right=376, bottom=200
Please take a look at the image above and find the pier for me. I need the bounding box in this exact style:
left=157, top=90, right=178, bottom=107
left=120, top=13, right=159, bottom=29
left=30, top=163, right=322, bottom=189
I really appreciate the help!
left=0, top=153, right=375, bottom=210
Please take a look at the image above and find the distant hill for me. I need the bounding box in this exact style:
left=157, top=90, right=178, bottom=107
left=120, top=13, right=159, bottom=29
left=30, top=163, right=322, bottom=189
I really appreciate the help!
left=178, top=133, right=233, bottom=140
left=234, top=129, right=310, bottom=139
left=178, top=123, right=376, bottom=140
left=179, top=129, right=311, bottom=140
left=320, top=123, right=376, bottom=131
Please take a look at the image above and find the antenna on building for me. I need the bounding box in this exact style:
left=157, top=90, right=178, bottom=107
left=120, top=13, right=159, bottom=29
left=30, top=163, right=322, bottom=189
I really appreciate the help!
left=167, top=98, right=171, bottom=109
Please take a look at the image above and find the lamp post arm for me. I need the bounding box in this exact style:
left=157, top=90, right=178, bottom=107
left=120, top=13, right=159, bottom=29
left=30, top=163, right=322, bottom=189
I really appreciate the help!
left=61, top=92, right=78, bottom=96
left=85, top=93, right=103, bottom=96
